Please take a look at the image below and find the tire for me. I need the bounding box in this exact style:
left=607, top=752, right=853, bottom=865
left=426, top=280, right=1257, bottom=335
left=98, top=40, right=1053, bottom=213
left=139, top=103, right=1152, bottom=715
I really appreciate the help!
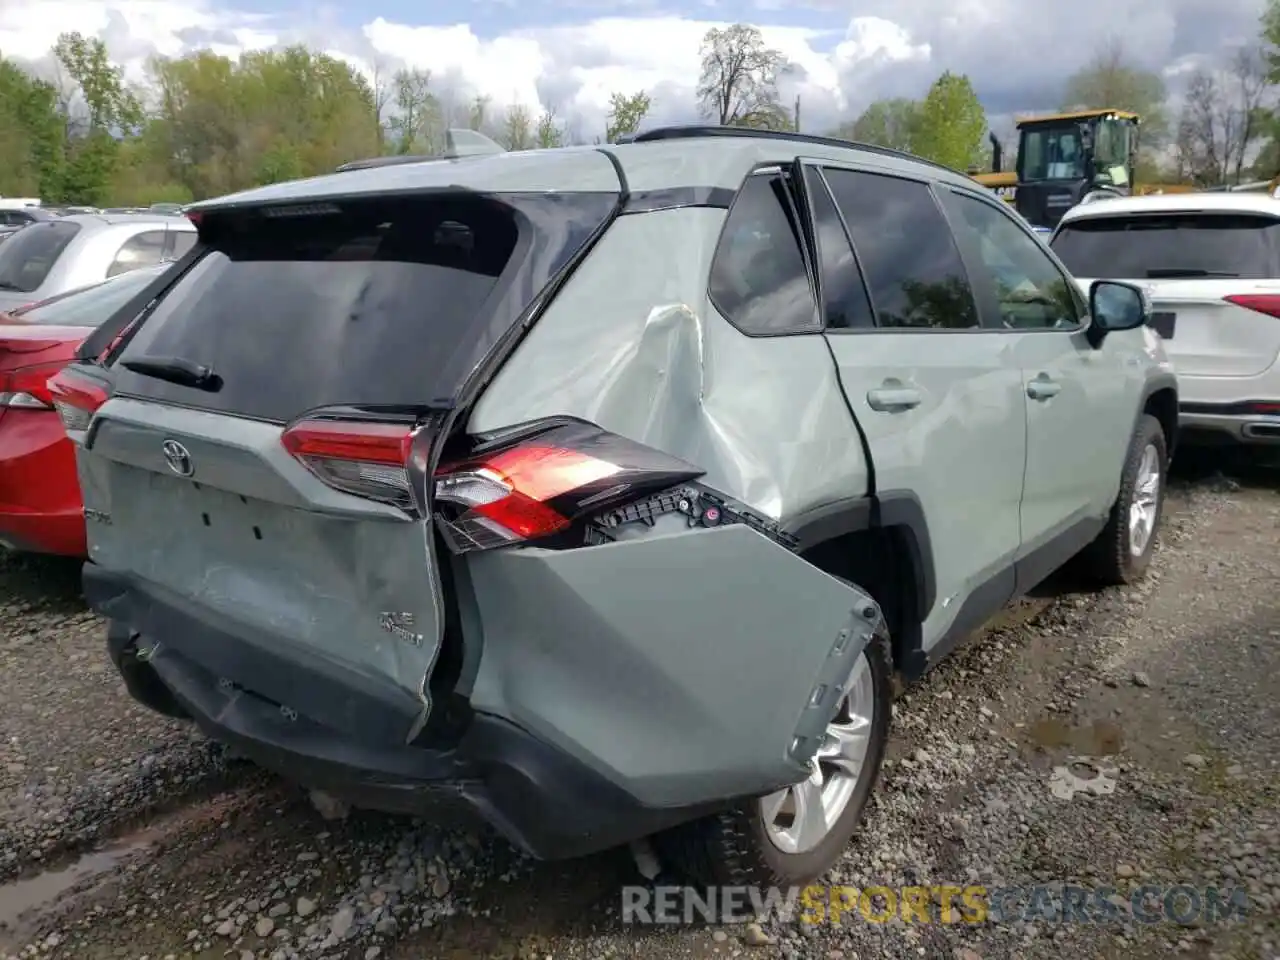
left=1081, top=413, right=1168, bottom=586
left=655, top=615, right=892, bottom=887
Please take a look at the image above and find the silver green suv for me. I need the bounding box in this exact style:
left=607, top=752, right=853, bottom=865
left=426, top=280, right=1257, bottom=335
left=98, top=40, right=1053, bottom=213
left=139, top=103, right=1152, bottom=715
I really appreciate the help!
left=53, top=126, right=1177, bottom=887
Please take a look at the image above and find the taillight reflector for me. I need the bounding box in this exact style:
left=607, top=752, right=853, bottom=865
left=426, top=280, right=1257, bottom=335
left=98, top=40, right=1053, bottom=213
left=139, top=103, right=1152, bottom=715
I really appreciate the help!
left=1253, top=402, right=1280, bottom=414
left=47, top=368, right=108, bottom=431
left=281, top=418, right=416, bottom=509
left=0, top=360, right=67, bottom=410
left=1224, top=294, right=1280, bottom=318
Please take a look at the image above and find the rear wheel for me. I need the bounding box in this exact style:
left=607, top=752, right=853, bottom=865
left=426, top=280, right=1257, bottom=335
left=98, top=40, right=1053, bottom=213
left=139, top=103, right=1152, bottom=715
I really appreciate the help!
left=656, top=620, right=892, bottom=886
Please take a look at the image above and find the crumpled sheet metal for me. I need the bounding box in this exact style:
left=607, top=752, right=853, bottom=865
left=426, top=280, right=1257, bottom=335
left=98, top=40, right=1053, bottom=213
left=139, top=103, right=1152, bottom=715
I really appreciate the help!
left=467, top=207, right=869, bottom=521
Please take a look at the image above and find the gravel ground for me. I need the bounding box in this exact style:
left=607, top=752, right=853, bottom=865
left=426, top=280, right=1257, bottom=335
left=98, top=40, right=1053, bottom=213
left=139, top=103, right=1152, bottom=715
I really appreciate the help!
left=0, top=457, right=1276, bottom=960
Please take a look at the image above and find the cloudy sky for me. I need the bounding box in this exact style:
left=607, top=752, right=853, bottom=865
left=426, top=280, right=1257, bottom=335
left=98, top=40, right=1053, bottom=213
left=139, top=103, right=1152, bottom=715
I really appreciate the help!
left=0, top=0, right=1270, bottom=137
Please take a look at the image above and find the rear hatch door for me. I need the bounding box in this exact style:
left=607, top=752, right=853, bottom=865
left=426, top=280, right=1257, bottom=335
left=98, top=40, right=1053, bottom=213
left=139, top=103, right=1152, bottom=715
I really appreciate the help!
left=1051, top=207, right=1280, bottom=376
left=70, top=167, right=620, bottom=743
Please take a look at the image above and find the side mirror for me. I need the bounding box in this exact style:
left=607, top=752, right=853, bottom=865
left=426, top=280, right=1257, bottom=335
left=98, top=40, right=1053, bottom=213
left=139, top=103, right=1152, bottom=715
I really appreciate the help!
left=1087, top=280, right=1149, bottom=347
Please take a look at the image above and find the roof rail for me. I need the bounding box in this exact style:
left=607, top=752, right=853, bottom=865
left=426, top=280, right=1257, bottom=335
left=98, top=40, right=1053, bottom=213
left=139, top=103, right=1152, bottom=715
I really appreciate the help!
left=336, top=128, right=507, bottom=173
left=618, top=124, right=958, bottom=176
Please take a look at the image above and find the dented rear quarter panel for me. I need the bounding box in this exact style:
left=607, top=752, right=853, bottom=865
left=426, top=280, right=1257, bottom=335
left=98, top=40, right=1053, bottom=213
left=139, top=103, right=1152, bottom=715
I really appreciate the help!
left=467, top=206, right=869, bottom=520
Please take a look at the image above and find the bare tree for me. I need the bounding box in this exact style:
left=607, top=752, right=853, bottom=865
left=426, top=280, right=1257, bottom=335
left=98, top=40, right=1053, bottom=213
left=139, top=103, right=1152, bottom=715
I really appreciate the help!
left=369, top=54, right=393, bottom=149
left=1177, top=48, right=1272, bottom=186
left=388, top=68, right=439, bottom=155
left=502, top=103, right=534, bottom=150
left=696, top=24, right=788, bottom=128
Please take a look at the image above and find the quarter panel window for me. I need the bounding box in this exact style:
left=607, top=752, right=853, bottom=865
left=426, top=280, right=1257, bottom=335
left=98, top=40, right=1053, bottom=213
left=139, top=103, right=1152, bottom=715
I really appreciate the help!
left=108, top=230, right=167, bottom=278
left=822, top=168, right=979, bottom=330
left=709, top=171, right=819, bottom=335
left=941, top=191, right=1082, bottom=330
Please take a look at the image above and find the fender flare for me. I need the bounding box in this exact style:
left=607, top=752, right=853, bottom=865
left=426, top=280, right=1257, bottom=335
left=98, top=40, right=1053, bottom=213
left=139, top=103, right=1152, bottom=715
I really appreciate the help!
left=1138, top=372, right=1180, bottom=458
left=782, top=490, right=937, bottom=624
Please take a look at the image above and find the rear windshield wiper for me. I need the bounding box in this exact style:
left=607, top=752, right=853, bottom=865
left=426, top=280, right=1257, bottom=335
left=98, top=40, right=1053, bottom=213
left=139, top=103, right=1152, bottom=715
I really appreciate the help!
left=1145, top=268, right=1239, bottom=278
left=121, top=356, right=223, bottom=391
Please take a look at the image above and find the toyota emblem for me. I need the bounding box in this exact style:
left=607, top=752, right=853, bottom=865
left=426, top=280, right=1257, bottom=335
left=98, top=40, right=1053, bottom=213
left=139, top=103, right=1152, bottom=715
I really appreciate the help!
left=161, top=439, right=194, bottom=477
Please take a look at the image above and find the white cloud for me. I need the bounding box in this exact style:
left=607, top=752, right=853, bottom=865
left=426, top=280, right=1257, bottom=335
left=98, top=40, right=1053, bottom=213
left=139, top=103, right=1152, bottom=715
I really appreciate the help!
left=0, top=0, right=1265, bottom=137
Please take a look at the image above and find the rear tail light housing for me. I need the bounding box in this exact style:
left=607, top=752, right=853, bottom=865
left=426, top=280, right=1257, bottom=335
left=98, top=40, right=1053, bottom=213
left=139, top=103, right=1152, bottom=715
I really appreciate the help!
left=281, top=417, right=418, bottom=509
left=1224, top=294, right=1280, bottom=318
left=0, top=360, right=67, bottom=410
left=47, top=367, right=109, bottom=431
left=1252, top=402, right=1280, bottom=415
left=280, top=414, right=705, bottom=553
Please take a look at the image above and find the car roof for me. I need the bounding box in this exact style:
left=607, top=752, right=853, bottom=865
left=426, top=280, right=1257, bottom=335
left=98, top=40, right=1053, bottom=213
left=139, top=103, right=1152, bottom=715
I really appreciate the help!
left=188, top=129, right=977, bottom=213
left=1059, top=191, right=1280, bottom=224
left=54, top=212, right=194, bottom=230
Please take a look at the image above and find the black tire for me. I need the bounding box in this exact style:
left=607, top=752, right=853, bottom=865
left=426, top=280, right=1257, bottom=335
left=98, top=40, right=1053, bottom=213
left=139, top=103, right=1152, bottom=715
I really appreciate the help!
left=1081, top=413, right=1168, bottom=586
left=655, top=621, right=892, bottom=887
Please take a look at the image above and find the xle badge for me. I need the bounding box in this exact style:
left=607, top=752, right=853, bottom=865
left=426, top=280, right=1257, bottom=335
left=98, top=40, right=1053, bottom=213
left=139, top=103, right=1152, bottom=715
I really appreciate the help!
left=379, top=612, right=423, bottom=646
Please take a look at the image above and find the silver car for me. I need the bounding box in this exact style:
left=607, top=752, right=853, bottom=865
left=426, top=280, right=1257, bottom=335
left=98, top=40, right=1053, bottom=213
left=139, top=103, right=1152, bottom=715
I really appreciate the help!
left=0, top=214, right=196, bottom=312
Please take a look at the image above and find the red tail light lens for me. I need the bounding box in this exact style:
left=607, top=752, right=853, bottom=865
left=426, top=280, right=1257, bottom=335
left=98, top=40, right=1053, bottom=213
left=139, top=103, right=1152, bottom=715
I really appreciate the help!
left=47, top=367, right=109, bottom=431
left=1224, top=294, right=1280, bottom=318
left=1253, top=402, right=1280, bottom=414
left=0, top=360, right=67, bottom=410
left=281, top=418, right=417, bottom=509
left=433, top=419, right=704, bottom=553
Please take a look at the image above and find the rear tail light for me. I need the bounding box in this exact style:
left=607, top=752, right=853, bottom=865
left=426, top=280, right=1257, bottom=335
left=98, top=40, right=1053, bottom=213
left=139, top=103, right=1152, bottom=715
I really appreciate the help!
left=1224, top=294, right=1280, bottom=318
left=281, top=418, right=417, bottom=509
left=280, top=415, right=705, bottom=553
left=0, top=360, right=66, bottom=410
left=432, top=419, right=704, bottom=552
left=1252, top=402, right=1280, bottom=415
left=46, top=367, right=108, bottom=431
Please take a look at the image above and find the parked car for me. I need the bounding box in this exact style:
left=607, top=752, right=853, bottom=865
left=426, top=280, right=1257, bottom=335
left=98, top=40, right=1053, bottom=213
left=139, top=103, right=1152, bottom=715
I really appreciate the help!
left=0, top=205, right=57, bottom=228
left=0, top=263, right=171, bottom=556
left=1051, top=193, right=1280, bottom=449
left=0, top=213, right=196, bottom=313
left=54, top=126, right=1176, bottom=886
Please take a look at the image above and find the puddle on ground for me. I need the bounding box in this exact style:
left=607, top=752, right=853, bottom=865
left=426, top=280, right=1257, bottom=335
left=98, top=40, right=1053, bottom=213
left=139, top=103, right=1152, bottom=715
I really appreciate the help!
left=0, top=838, right=151, bottom=945
left=1024, top=717, right=1124, bottom=757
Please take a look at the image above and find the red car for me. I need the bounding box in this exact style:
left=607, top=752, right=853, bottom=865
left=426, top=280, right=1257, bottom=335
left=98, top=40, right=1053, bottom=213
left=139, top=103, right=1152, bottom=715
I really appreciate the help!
left=0, top=264, right=168, bottom=556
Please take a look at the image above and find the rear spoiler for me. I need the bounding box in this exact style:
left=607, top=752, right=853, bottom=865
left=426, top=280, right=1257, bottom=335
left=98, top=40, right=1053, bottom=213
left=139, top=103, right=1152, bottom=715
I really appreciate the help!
left=335, top=129, right=507, bottom=173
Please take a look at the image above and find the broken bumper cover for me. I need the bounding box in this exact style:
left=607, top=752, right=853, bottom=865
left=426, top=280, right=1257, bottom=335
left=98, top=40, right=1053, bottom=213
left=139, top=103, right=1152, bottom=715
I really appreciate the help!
left=87, top=565, right=727, bottom=860
left=84, top=524, right=886, bottom=860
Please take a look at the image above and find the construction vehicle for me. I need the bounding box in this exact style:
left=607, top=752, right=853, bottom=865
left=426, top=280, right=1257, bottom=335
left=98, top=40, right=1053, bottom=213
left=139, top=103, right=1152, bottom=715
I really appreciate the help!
left=972, top=109, right=1142, bottom=230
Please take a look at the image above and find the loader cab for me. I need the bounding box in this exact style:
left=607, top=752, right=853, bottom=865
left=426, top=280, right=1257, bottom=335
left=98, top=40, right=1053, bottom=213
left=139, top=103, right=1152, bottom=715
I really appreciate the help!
left=1013, top=110, right=1139, bottom=230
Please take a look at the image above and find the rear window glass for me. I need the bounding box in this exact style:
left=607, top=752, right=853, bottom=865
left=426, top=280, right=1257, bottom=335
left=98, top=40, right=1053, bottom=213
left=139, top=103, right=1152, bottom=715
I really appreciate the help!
left=1051, top=213, right=1280, bottom=279
left=0, top=220, right=81, bottom=293
left=13, top=265, right=169, bottom=327
left=114, top=195, right=522, bottom=422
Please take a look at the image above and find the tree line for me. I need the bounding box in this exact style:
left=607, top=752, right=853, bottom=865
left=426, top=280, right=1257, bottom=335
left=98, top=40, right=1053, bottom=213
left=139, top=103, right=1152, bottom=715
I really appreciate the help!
left=3, top=9, right=1280, bottom=207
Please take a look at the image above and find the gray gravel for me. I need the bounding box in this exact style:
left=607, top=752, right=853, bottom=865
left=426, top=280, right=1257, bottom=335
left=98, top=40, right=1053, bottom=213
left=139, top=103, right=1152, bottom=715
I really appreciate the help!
left=0, top=462, right=1277, bottom=960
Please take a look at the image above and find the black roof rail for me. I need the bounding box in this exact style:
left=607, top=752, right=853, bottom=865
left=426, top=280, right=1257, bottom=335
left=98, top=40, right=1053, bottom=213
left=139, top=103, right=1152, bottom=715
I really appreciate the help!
left=335, top=154, right=440, bottom=173
left=618, top=124, right=958, bottom=176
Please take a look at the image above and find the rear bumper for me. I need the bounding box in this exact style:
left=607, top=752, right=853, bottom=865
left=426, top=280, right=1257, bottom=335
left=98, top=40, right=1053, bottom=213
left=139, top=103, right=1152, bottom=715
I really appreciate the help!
left=87, top=563, right=720, bottom=860
left=1179, top=402, right=1280, bottom=445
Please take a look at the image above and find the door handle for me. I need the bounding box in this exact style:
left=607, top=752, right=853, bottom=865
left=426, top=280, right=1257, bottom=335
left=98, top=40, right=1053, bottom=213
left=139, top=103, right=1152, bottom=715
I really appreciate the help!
left=866, top=387, right=922, bottom=411
left=1026, top=376, right=1061, bottom=401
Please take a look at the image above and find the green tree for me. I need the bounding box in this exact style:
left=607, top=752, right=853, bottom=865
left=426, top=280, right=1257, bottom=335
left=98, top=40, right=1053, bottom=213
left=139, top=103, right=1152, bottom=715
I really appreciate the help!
left=697, top=24, right=789, bottom=128
left=53, top=32, right=142, bottom=132
left=837, top=98, right=919, bottom=150
left=605, top=90, right=650, bottom=143
left=1061, top=38, right=1169, bottom=146
left=502, top=104, right=534, bottom=150
left=535, top=108, right=565, bottom=148
left=388, top=68, right=439, bottom=155
left=0, top=57, right=64, bottom=197
left=911, top=71, right=986, bottom=170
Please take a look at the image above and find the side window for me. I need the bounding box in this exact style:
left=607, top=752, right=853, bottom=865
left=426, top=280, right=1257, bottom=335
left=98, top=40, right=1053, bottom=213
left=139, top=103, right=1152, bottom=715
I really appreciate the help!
left=107, top=230, right=167, bottom=278
left=940, top=191, right=1082, bottom=330
left=803, top=167, right=874, bottom=330
left=166, top=230, right=197, bottom=260
left=822, top=168, right=979, bottom=330
left=709, top=170, right=819, bottom=335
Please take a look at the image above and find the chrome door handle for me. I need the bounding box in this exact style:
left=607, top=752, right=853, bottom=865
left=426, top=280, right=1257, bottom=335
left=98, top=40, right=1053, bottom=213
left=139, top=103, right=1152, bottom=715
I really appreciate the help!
left=866, top=387, right=922, bottom=411
left=1027, top=377, right=1061, bottom=401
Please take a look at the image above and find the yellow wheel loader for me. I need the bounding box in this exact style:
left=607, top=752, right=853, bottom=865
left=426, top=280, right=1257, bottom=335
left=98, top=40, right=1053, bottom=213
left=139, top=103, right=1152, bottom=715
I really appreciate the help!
left=972, top=109, right=1140, bottom=230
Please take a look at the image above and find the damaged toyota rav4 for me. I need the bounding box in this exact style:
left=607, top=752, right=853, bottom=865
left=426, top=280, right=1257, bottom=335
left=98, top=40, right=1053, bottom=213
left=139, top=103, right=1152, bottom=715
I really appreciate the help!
left=52, top=126, right=1177, bottom=886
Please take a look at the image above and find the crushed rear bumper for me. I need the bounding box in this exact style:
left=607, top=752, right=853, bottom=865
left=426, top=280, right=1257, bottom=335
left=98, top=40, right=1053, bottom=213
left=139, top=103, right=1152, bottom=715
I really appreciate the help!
left=85, top=523, right=884, bottom=860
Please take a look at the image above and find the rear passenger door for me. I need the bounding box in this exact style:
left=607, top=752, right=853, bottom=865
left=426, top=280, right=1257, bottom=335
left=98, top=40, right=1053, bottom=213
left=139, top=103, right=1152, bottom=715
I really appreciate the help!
left=798, top=160, right=1029, bottom=652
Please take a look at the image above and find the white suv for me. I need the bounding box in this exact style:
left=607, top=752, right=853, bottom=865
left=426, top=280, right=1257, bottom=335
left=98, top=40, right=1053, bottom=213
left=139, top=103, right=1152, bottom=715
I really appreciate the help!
left=1051, top=193, right=1280, bottom=448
